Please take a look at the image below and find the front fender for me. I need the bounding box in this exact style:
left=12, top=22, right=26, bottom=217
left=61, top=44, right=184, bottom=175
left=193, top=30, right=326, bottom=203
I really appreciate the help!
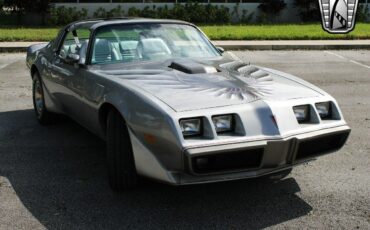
left=100, top=78, right=184, bottom=172
left=26, top=43, right=48, bottom=69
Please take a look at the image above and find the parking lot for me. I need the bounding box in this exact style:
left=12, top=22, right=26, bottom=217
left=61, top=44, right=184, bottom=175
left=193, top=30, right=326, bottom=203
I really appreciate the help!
left=0, top=50, right=369, bottom=229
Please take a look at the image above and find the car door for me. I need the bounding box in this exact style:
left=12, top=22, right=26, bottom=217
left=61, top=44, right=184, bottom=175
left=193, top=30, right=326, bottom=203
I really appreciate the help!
left=49, top=29, right=91, bottom=122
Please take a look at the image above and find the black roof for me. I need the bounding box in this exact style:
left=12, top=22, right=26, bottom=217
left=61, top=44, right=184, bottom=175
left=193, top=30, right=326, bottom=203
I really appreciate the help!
left=66, top=18, right=193, bottom=32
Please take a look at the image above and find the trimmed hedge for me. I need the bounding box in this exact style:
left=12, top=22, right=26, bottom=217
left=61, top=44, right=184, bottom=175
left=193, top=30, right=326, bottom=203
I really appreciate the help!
left=127, top=3, right=230, bottom=24
left=47, top=6, right=88, bottom=26
left=45, top=3, right=255, bottom=26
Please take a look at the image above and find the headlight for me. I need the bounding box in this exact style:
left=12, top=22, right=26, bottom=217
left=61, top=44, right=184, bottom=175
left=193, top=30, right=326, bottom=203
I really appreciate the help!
left=315, top=102, right=331, bottom=119
left=212, top=114, right=234, bottom=133
left=179, top=118, right=202, bottom=137
left=293, top=105, right=310, bottom=123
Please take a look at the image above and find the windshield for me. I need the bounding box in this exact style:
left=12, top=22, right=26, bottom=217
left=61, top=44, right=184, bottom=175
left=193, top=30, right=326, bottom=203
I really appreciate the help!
left=91, top=23, right=220, bottom=65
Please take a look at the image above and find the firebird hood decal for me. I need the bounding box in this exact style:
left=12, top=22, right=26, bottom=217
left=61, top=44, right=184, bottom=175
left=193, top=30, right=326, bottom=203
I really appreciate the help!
left=119, top=63, right=273, bottom=102
left=99, top=59, right=322, bottom=112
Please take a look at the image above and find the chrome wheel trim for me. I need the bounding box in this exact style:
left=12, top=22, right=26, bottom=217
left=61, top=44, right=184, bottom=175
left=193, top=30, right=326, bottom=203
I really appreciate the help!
left=34, top=78, right=44, bottom=116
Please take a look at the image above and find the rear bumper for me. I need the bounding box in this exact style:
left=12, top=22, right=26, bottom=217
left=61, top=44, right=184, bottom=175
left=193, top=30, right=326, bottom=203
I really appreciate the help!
left=176, top=125, right=350, bottom=185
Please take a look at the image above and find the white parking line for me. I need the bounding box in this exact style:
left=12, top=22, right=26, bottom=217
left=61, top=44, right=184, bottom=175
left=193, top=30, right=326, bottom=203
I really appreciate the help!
left=324, top=51, right=370, bottom=69
left=0, top=59, right=22, bottom=70
left=349, top=60, right=370, bottom=69
left=324, top=51, right=347, bottom=60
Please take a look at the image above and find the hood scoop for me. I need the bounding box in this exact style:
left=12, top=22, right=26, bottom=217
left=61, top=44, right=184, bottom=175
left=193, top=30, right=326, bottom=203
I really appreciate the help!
left=169, top=60, right=218, bottom=74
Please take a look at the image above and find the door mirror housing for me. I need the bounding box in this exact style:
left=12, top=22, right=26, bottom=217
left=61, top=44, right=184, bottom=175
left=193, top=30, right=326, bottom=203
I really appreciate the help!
left=59, top=51, right=80, bottom=64
left=65, top=53, right=80, bottom=63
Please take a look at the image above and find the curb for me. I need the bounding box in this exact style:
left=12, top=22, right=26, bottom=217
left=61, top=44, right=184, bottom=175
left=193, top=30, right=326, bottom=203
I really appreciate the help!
left=0, top=47, right=29, bottom=53
left=218, top=44, right=370, bottom=50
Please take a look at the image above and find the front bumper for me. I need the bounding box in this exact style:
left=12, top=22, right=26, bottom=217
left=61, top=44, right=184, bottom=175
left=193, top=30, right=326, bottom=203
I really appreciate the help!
left=178, top=125, right=350, bottom=185
left=131, top=125, right=350, bottom=185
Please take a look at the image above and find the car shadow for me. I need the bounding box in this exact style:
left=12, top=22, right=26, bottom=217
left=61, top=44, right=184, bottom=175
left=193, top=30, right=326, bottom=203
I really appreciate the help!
left=0, top=109, right=312, bottom=229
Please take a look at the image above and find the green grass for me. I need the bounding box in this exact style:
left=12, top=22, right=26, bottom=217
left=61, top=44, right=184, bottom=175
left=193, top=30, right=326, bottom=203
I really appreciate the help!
left=0, top=27, right=60, bottom=42
left=201, top=23, right=370, bottom=40
left=0, top=23, right=370, bottom=42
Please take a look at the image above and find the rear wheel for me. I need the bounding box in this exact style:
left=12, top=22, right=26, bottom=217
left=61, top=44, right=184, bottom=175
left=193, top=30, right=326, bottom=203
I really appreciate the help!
left=106, top=110, right=138, bottom=191
left=32, top=71, right=53, bottom=125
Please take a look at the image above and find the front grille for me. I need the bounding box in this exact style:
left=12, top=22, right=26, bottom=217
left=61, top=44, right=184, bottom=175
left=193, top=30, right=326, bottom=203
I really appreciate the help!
left=295, top=131, right=350, bottom=161
left=191, top=148, right=264, bottom=174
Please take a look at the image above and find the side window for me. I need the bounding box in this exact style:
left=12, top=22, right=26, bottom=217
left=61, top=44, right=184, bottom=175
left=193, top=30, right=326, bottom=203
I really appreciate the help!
left=92, top=27, right=140, bottom=65
left=59, top=29, right=90, bottom=62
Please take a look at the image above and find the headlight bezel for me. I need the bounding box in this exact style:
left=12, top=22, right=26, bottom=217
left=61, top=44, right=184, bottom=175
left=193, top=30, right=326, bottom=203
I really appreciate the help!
left=212, top=114, right=235, bottom=133
left=315, top=101, right=332, bottom=120
left=179, top=117, right=203, bottom=137
left=293, top=105, right=311, bottom=124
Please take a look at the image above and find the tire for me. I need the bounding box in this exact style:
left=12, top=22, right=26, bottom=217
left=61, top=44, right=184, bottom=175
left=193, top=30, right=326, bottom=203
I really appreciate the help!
left=106, top=110, right=138, bottom=191
left=32, top=71, right=53, bottom=125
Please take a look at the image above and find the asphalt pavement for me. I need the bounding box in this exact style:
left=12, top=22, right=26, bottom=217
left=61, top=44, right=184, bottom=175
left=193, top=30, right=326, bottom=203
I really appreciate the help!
left=0, top=51, right=369, bottom=229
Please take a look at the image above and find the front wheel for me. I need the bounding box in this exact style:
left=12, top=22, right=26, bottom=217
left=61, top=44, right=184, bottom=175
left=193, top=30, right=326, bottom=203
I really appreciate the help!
left=106, top=110, right=138, bottom=191
left=32, top=71, right=53, bottom=125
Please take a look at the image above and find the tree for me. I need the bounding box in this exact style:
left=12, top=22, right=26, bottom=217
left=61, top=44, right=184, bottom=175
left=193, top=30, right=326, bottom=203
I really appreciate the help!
left=0, top=0, right=4, bottom=15
left=294, top=0, right=321, bottom=22
left=357, top=4, right=370, bottom=22
left=4, top=0, right=50, bottom=24
left=4, top=0, right=50, bottom=14
left=258, top=0, right=287, bottom=23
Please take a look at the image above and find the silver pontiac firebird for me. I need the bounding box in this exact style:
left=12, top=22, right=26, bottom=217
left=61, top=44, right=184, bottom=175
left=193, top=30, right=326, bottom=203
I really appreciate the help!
left=27, top=18, right=351, bottom=191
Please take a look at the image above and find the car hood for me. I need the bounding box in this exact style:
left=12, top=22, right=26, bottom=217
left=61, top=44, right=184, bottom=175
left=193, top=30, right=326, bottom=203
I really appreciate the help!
left=98, top=58, right=323, bottom=112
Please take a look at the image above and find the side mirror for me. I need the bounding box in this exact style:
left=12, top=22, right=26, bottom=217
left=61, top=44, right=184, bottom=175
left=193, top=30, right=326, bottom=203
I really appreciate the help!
left=65, top=53, right=80, bottom=64
left=216, top=46, right=225, bottom=54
